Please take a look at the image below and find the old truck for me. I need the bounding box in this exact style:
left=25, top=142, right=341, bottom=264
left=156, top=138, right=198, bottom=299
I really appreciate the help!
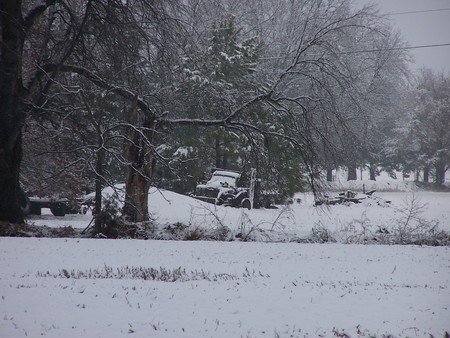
left=20, top=189, right=74, bottom=217
left=191, top=169, right=256, bottom=209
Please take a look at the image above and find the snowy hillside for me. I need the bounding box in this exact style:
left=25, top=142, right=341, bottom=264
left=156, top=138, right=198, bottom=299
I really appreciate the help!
left=29, top=183, right=450, bottom=243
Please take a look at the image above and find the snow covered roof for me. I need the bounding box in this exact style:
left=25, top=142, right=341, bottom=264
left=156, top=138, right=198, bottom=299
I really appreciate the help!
left=212, top=170, right=240, bottom=179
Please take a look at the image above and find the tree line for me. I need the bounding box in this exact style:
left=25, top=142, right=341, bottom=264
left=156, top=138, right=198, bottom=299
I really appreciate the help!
left=1, top=0, right=449, bottom=227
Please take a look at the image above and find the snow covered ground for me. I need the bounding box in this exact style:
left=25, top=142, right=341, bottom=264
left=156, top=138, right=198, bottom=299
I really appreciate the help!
left=28, top=187, right=450, bottom=241
left=2, top=175, right=450, bottom=337
left=1, top=238, right=449, bottom=338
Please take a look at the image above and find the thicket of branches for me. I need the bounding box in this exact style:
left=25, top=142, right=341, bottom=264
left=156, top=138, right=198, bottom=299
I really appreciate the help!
left=1, top=0, right=446, bottom=226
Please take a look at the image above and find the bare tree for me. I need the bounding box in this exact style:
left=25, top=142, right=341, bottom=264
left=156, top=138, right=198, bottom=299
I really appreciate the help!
left=1, top=0, right=63, bottom=223
left=1, top=0, right=410, bottom=225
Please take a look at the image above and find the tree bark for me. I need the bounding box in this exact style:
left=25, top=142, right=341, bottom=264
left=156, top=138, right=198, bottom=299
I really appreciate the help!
left=123, top=165, right=152, bottom=223
left=435, top=160, right=446, bottom=187
left=0, top=0, right=59, bottom=223
left=122, top=99, right=154, bottom=223
left=0, top=0, right=26, bottom=223
left=369, top=163, right=377, bottom=181
left=347, top=163, right=357, bottom=181
left=423, top=166, right=430, bottom=183
left=215, top=138, right=221, bottom=169
left=326, top=168, right=333, bottom=182
left=94, top=145, right=104, bottom=233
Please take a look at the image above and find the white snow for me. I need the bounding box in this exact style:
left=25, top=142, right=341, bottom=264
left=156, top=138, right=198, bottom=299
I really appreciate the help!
left=29, top=187, right=450, bottom=239
left=3, top=174, right=450, bottom=337
left=195, top=170, right=240, bottom=190
left=0, top=239, right=448, bottom=337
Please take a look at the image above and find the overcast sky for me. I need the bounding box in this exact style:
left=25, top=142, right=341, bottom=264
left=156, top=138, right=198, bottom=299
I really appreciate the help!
left=352, top=0, right=450, bottom=73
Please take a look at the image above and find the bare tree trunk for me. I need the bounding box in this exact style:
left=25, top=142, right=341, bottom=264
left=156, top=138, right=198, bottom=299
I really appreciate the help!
left=369, top=163, right=377, bottom=181
left=222, top=153, right=228, bottom=169
left=347, top=163, right=357, bottom=181
left=122, top=98, right=154, bottom=223
left=123, top=166, right=152, bottom=222
left=435, top=160, right=446, bottom=187
left=326, top=168, right=333, bottom=182
left=94, top=145, right=104, bottom=233
left=215, top=138, right=221, bottom=168
left=0, top=0, right=26, bottom=223
left=423, top=166, right=430, bottom=183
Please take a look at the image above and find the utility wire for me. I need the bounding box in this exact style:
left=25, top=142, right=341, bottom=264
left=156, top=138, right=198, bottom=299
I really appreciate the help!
left=340, top=42, right=450, bottom=54
left=386, top=7, right=450, bottom=16
left=260, top=43, right=450, bottom=60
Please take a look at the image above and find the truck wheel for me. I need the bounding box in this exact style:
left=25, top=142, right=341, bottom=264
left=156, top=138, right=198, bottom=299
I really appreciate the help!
left=19, top=188, right=31, bottom=215
left=30, top=202, right=41, bottom=215
left=51, top=203, right=66, bottom=217
left=241, top=198, right=251, bottom=210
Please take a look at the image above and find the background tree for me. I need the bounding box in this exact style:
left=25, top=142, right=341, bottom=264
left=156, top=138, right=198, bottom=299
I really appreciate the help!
left=383, top=69, right=450, bottom=187
left=407, top=69, right=449, bottom=186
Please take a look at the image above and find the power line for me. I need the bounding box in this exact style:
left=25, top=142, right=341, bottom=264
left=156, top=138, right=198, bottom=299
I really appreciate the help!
left=260, top=43, right=450, bottom=60
left=386, top=7, right=450, bottom=16
left=340, top=42, right=450, bottom=54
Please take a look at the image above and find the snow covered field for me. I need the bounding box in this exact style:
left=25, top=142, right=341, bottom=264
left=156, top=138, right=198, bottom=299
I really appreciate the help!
left=2, top=179, right=450, bottom=337
left=1, top=238, right=449, bottom=338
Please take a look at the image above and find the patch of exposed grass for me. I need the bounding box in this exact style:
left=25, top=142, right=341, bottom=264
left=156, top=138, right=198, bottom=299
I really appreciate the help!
left=36, top=265, right=264, bottom=282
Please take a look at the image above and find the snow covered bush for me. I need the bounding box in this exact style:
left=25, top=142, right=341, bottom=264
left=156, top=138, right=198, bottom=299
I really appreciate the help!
left=302, top=193, right=450, bottom=245
left=309, top=222, right=336, bottom=243
left=333, top=212, right=391, bottom=245
left=391, top=194, right=443, bottom=245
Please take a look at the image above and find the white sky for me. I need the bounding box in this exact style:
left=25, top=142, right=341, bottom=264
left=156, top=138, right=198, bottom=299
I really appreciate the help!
left=352, top=0, right=450, bottom=73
